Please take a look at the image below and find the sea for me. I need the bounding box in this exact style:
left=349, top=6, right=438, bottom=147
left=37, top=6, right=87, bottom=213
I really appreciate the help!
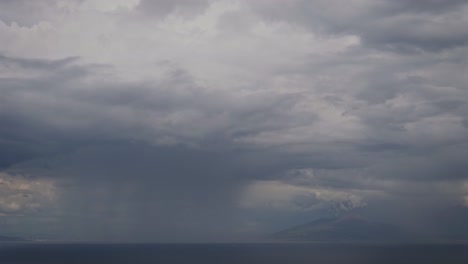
left=0, top=243, right=467, bottom=264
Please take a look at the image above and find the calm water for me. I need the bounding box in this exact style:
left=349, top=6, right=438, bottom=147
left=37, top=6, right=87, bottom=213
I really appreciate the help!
left=0, top=243, right=467, bottom=264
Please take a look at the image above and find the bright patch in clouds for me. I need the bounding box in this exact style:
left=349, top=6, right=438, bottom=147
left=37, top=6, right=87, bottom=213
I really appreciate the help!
left=240, top=180, right=366, bottom=212
left=0, top=173, right=58, bottom=214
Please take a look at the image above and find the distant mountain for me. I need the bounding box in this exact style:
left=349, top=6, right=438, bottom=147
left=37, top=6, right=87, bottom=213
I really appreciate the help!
left=273, top=215, right=411, bottom=242
left=0, top=235, right=29, bottom=242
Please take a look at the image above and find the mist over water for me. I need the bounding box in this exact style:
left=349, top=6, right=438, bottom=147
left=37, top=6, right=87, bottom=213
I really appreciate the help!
left=1, top=243, right=467, bottom=264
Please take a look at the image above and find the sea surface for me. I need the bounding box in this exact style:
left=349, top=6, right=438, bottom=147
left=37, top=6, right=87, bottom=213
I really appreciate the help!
left=0, top=243, right=467, bottom=264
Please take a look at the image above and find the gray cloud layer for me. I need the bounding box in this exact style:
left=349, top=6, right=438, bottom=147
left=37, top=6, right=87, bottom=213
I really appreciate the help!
left=0, top=0, right=468, bottom=241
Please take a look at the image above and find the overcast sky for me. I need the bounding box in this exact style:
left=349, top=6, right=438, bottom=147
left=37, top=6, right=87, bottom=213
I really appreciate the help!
left=1, top=0, right=468, bottom=242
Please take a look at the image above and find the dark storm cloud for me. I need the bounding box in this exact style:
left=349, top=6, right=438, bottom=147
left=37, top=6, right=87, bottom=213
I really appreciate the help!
left=0, top=54, right=317, bottom=240
left=0, top=55, right=101, bottom=169
left=0, top=54, right=314, bottom=155
left=250, top=0, right=468, bottom=52
left=1, top=0, right=468, bottom=241
left=1, top=46, right=467, bottom=239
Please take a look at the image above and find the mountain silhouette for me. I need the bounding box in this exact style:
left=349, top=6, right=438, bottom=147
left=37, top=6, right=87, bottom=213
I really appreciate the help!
left=273, top=215, right=411, bottom=242
left=0, top=235, right=28, bottom=242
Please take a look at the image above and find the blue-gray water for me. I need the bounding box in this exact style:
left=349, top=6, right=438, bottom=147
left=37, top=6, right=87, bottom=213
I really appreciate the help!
left=1, top=243, right=467, bottom=264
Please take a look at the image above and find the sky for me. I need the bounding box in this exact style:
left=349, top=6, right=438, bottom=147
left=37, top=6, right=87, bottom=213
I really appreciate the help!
left=0, top=0, right=468, bottom=242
